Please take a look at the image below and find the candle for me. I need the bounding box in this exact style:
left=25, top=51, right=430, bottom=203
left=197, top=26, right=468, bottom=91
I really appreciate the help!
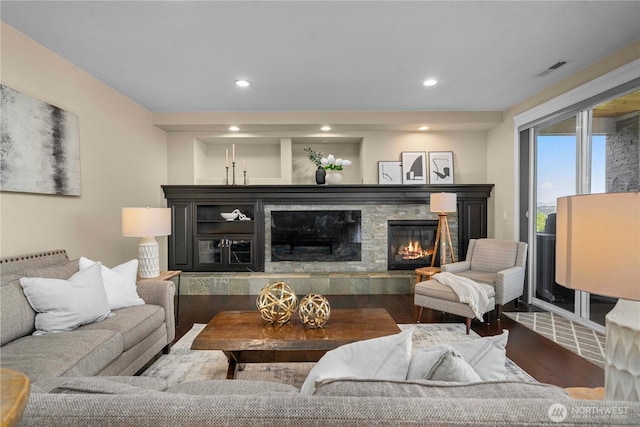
left=244, top=159, right=246, bottom=170
left=226, top=149, right=229, bottom=167
left=232, top=144, right=235, bottom=162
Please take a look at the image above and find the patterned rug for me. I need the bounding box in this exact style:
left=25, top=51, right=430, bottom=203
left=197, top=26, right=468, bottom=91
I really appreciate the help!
left=142, top=323, right=536, bottom=388
left=504, top=312, right=605, bottom=369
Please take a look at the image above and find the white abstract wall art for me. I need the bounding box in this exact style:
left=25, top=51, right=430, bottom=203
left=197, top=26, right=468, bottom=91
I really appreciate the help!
left=428, top=151, right=454, bottom=184
left=378, top=161, right=402, bottom=184
left=401, top=151, right=427, bottom=184
left=1, top=84, right=81, bottom=196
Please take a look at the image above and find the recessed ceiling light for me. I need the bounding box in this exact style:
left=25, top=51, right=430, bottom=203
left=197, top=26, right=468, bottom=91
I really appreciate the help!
left=228, top=126, right=240, bottom=132
left=235, top=79, right=251, bottom=87
left=418, top=126, right=429, bottom=131
left=422, top=79, right=438, bottom=87
left=321, top=126, right=332, bottom=132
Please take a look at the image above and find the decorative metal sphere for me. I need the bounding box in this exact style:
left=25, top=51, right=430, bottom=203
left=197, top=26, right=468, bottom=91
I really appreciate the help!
left=298, top=294, right=331, bottom=328
left=256, top=281, right=298, bottom=324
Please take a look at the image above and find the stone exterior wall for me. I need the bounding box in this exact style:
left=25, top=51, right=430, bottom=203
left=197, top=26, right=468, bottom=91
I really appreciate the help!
left=264, top=203, right=458, bottom=273
left=606, top=115, right=639, bottom=192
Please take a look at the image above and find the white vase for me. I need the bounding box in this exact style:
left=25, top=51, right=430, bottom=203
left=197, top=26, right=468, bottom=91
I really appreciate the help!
left=325, top=171, right=343, bottom=185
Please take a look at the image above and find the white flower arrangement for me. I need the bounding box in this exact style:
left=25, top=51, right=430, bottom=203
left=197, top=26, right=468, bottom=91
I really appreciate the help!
left=321, top=154, right=352, bottom=171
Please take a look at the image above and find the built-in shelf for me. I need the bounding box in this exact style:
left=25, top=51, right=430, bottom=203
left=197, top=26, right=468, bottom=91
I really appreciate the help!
left=162, top=184, right=494, bottom=272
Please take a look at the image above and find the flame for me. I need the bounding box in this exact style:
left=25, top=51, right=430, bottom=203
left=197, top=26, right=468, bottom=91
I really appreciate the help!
left=398, top=240, right=433, bottom=260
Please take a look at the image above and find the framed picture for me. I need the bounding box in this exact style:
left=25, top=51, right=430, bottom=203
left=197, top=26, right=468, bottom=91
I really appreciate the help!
left=0, top=84, right=81, bottom=196
left=428, top=151, right=454, bottom=184
left=401, top=152, right=427, bottom=184
left=378, top=161, right=402, bottom=184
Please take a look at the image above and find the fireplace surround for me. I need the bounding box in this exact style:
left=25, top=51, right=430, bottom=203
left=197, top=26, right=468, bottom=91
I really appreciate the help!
left=162, top=184, right=492, bottom=275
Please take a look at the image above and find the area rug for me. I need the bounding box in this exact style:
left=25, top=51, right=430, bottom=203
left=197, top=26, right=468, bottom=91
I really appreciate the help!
left=142, top=323, right=536, bottom=388
left=504, top=312, right=605, bottom=369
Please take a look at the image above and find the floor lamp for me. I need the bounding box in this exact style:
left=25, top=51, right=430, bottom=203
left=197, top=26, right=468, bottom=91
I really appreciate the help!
left=556, top=192, right=639, bottom=402
left=430, top=192, right=457, bottom=267
left=122, top=207, right=172, bottom=278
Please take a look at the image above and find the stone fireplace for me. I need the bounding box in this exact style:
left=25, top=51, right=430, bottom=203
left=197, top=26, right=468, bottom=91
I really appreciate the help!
left=264, top=203, right=452, bottom=273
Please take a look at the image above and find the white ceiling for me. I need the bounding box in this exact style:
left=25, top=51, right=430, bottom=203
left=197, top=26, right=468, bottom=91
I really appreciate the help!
left=2, top=1, right=639, bottom=115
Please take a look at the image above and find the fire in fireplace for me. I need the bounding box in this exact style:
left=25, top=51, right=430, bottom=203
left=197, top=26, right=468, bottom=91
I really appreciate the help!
left=388, top=220, right=439, bottom=270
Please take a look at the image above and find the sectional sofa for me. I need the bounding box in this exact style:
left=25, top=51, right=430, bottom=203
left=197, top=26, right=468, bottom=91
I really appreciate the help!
left=0, top=249, right=175, bottom=382
left=2, top=250, right=639, bottom=426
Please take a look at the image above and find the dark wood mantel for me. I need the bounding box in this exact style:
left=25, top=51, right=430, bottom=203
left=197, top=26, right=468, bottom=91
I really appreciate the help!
left=162, top=184, right=494, bottom=204
left=162, top=184, right=494, bottom=272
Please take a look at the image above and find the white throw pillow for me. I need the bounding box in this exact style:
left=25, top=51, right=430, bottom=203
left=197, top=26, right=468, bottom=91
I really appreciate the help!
left=407, top=330, right=509, bottom=381
left=426, top=350, right=483, bottom=383
left=300, top=329, right=413, bottom=396
left=19, top=263, right=111, bottom=335
left=79, top=257, right=144, bottom=310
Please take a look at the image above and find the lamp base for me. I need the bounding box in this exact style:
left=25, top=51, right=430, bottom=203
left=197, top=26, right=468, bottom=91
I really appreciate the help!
left=605, top=299, right=640, bottom=402
left=138, top=237, right=160, bottom=278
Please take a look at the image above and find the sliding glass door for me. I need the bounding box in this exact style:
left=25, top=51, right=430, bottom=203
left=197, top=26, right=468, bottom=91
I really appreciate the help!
left=534, top=115, right=578, bottom=312
left=528, top=88, right=639, bottom=331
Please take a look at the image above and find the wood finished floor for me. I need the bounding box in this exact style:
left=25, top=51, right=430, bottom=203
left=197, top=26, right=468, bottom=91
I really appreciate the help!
left=174, top=294, right=603, bottom=389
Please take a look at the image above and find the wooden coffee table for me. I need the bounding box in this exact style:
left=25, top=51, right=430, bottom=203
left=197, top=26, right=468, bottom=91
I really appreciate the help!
left=192, top=308, right=400, bottom=379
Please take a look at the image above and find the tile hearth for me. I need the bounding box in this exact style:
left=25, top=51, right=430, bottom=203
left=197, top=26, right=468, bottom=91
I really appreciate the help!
left=178, top=271, right=415, bottom=296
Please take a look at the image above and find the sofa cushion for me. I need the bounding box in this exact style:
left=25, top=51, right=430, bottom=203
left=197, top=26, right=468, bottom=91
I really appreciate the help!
left=415, top=280, right=495, bottom=301
left=300, top=329, right=413, bottom=396
left=166, top=380, right=299, bottom=396
left=23, top=259, right=79, bottom=280
left=0, top=279, right=36, bottom=345
left=19, top=263, right=112, bottom=335
left=407, top=330, right=509, bottom=381
left=313, top=378, right=571, bottom=400
left=0, top=329, right=123, bottom=382
left=470, top=240, right=518, bottom=273
left=78, top=304, right=165, bottom=351
left=79, top=257, right=145, bottom=310
left=33, top=376, right=167, bottom=394
left=426, top=350, right=483, bottom=383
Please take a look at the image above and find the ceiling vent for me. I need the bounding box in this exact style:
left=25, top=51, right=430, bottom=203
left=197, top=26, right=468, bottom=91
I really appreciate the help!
left=535, top=61, right=568, bottom=78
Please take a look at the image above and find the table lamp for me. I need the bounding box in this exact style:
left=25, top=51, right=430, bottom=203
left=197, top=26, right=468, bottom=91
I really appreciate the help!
left=430, top=192, right=457, bottom=267
left=122, top=207, right=172, bottom=278
left=556, top=192, right=639, bottom=401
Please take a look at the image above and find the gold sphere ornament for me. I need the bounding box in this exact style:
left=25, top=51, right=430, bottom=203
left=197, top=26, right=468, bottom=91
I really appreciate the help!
left=256, top=281, right=298, bottom=324
left=298, top=294, right=331, bottom=328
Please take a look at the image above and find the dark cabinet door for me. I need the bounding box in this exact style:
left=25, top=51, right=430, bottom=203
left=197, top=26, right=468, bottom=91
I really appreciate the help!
left=458, top=200, right=487, bottom=260
left=194, top=235, right=256, bottom=271
left=168, top=202, right=192, bottom=270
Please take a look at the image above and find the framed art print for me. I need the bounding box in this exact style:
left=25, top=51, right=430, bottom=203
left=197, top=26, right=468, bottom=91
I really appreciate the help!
left=378, top=161, right=402, bottom=184
left=428, top=151, right=454, bottom=184
left=0, top=84, right=81, bottom=196
left=401, top=152, right=426, bottom=184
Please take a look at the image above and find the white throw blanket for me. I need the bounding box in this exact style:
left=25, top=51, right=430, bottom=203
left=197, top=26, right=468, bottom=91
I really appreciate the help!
left=432, top=272, right=489, bottom=321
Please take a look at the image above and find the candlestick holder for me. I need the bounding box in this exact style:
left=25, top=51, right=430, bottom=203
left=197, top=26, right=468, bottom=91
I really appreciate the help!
left=243, top=170, right=247, bottom=185
left=232, top=162, right=237, bottom=185
left=225, top=166, right=229, bottom=185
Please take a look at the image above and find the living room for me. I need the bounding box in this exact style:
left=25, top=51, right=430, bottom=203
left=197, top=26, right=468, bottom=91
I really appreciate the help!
left=1, top=2, right=639, bottom=425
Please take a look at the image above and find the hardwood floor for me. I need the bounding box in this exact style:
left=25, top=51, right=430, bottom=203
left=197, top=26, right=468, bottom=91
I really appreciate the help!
left=174, top=294, right=603, bottom=389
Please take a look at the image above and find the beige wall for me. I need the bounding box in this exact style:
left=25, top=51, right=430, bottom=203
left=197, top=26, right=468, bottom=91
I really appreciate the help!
left=166, top=130, right=488, bottom=186
left=0, top=23, right=168, bottom=267
left=487, top=40, right=640, bottom=241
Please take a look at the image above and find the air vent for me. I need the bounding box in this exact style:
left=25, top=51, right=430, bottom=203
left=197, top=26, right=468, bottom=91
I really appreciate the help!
left=548, top=61, right=567, bottom=70
left=535, top=60, right=568, bottom=78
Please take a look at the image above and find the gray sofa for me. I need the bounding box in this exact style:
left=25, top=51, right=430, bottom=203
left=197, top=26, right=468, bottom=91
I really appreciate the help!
left=20, top=376, right=640, bottom=426
left=0, top=249, right=175, bottom=382
left=5, top=251, right=640, bottom=426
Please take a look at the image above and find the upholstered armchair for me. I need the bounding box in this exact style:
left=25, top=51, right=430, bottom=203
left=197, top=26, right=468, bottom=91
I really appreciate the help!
left=440, top=239, right=528, bottom=320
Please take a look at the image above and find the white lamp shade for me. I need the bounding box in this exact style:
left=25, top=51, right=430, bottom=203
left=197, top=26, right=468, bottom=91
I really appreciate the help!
left=122, top=207, right=172, bottom=238
left=555, top=192, right=639, bottom=301
left=430, top=192, right=457, bottom=213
